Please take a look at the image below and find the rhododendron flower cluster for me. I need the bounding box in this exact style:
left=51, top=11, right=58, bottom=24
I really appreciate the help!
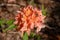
left=14, top=5, right=46, bottom=36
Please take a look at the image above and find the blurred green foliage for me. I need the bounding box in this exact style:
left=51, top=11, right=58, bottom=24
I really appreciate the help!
left=29, top=32, right=36, bottom=38
left=0, top=19, right=6, bottom=25
left=23, top=32, right=28, bottom=40
left=34, top=34, right=41, bottom=40
left=0, top=18, right=16, bottom=32
left=6, top=20, right=14, bottom=25
left=42, top=4, right=47, bottom=16
left=3, top=24, right=16, bottom=32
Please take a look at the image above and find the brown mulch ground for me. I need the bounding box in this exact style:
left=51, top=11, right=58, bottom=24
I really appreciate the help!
left=0, top=0, right=60, bottom=40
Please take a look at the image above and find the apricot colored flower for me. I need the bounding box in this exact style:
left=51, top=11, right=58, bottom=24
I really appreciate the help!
left=14, top=5, right=46, bottom=36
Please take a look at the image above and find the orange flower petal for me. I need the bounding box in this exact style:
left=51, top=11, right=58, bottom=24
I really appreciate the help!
left=14, top=5, right=46, bottom=36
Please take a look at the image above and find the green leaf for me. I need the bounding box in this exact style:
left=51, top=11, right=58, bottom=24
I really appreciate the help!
left=0, top=20, right=3, bottom=25
left=37, top=35, right=41, bottom=40
left=35, top=35, right=41, bottom=40
left=6, top=20, right=14, bottom=25
left=30, top=32, right=35, bottom=38
left=0, top=19, right=6, bottom=25
left=42, top=4, right=47, bottom=16
left=3, top=24, right=16, bottom=32
left=30, top=0, right=34, bottom=5
left=23, top=32, right=28, bottom=40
